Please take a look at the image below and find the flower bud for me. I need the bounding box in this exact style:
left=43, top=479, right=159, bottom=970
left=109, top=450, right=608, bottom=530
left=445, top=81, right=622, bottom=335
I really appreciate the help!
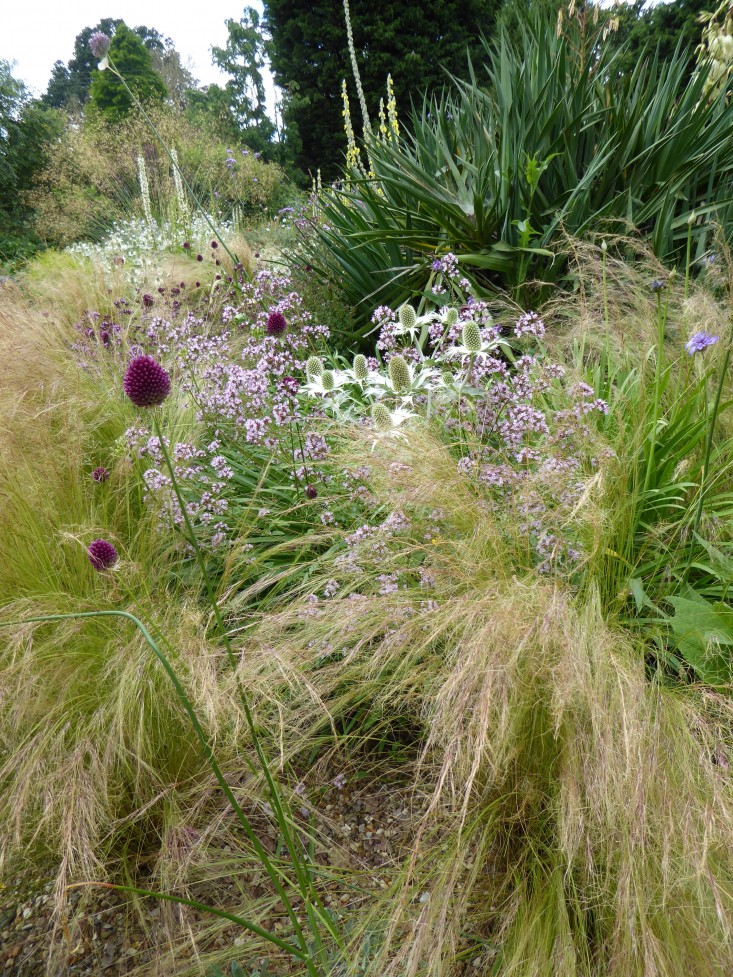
left=353, top=353, right=369, bottom=380
left=398, top=304, right=417, bottom=332
left=461, top=321, right=482, bottom=353
left=371, top=402, right=393, bottom=431
left=306, top=355, right=323, bottom=379
left=388, top=355, right=411, bottom=393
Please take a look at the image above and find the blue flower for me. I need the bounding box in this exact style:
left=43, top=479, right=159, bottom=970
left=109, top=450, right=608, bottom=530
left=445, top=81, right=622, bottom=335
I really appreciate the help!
left=685, top=330, right=720, bottom=355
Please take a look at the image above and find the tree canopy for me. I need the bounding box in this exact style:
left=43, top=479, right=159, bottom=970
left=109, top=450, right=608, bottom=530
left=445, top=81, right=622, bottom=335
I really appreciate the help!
left=263, top=0, right=504, bottom=181
left=89, top=24, right=168, bottom=123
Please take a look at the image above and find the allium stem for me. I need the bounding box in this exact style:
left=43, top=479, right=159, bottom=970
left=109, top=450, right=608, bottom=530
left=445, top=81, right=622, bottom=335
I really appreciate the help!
left=151, top=415, right=338, bottom=963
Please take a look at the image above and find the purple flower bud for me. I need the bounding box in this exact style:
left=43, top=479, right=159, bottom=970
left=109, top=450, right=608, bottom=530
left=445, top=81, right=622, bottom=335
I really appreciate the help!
left=266, top=310, right=287, bottom=336
left=196, top=254, right=203, bottom=262
left=305, top=485, right=318, bottom=499
left=88, top=538, right=118, bottom=571
left=123, top=355, right=171, bottom=408
left=89, top=32, right=111, bottom=59
left=92, top=466, right=110, bottom=483
left=142, top=293, right=154, bottom=308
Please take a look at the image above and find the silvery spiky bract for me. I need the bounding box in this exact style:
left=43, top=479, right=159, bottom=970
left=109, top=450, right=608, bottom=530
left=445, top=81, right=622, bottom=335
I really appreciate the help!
left=371, top=402, right=393, bottom=431
left=399, top=305, right=417, bottom=332
left=462, top=321, right=482, bottom=353
left=353, top=354, right=369, bottom=380
left=388, top=355, right=411, bottom=393
left=306, top=356, right=323, bottom=379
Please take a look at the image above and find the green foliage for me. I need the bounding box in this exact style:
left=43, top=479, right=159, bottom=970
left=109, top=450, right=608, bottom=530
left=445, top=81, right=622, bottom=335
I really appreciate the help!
left=89, top=24, right=167, bottom=123
left=211, top=7, right=276, bottom=155
left=610, top=0, right=713, bottom=81
left=263, top=0, right=504, bottom=180
left=306, top=9, right=733, bottom=337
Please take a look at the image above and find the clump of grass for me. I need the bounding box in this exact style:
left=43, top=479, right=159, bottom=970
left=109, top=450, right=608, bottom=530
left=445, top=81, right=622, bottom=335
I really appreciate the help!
left=243, top=427, right=733, bottom=976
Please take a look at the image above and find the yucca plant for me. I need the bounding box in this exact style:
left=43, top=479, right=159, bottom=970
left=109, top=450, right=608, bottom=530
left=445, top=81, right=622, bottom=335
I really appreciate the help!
left=305, top=5, right=733, bottom=341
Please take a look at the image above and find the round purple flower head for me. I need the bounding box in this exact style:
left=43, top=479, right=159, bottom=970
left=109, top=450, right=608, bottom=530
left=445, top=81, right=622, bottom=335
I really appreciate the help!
left=142, top=293, right=154, bottom=308
left=92, top=466, right=110, bottom=483
left=685, top=330, right=720, bottom=355
left=123, top=355, right=171, bottom=408
left=305, top=485, right=318, bottom=499
left=266, top=310, right=287, bottom=336
left=88, top=539, right=118, bottom=571
left=89, top=32, right=111, bottom=59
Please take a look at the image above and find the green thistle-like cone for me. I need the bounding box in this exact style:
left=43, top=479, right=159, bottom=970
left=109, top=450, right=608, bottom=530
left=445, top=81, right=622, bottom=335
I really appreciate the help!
left=353, top=354, right=369, bottom=381
left=444, top=308, right=459, bottom=327
left=306, top=355, right=323, bottom=379
left=398, top=305, right=417, bottom=332
left=371, top=402, right=393, bottom=431
left=462, top=321, right=482, bottom=353
left=321, top=370, right=335, bottom=392
left=388, top=355, right=411, bottom=393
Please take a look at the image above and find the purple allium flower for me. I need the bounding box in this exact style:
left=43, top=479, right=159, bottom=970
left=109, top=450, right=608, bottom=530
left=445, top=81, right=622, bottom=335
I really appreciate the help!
left=182, top=241, right=190, bottom=249
left=266, top=310, right=287, bottom=336
left=305, top=485, right=318, bottom=499
left=92, top=466, right=110, bottom=483
left=88, top=538, right=118, bottom=571
left=211, top=240, right=218, bottom=249
left=123, top=355, right=171, bottom=408
left=89, top=32, right=111, bottom=59
left=196, top=254, right=203, bottom=262
left=142, top=293, right=154, bottom=308
left=685, top=330, right=720, bottom=355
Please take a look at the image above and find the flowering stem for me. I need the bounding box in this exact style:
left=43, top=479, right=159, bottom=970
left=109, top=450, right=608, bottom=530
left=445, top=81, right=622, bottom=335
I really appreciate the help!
left=691, top=316, right=733, bottom=537
left=641, top=289, right=670, bottom=503
left=106, top=57, right=241, bottom=274
left=151, top=415, right=338, bottom=961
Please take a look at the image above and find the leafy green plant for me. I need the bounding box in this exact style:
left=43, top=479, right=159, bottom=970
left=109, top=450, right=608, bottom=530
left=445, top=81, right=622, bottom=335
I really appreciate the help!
left=304, top=6, right=733, bottom=340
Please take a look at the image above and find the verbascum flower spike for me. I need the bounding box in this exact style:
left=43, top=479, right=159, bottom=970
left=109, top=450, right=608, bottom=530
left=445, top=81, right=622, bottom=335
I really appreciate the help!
left=386, top=74, right=399, bottom=141
left=371, top=402, right=393, bottom=431
left=353, top=354, right=369, bottom=380
left=306, top=356, right=323, bottom=379
left=388, top=355, right=411, bottom=393
left=462, top=321, right=482, bottom=353
left=399, top=304, right=417, bottom=332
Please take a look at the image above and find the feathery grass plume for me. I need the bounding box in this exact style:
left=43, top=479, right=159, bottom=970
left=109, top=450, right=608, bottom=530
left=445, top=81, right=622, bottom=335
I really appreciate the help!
left=244, top=426, right=733, bottom=977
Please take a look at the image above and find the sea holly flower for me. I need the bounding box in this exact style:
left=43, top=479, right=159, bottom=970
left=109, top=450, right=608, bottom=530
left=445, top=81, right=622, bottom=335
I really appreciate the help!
left=685, top=330, right=720, bottom=355
left=123, top=355, right=171, bottom=407
left=87, top=539, right=118, bottom=571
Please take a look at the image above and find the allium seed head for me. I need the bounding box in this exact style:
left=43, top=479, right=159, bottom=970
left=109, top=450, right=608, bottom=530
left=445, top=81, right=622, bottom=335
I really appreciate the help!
left=353, top=354, right=369, bottom=380
left=266, top=310, right=287, bottom=336
left=399, top=304, right=417, bottom=332
left=388, top=354, right=411, bottom=393
left=123, top=355, right=171, bottom=408
left=92, top=466, right=110, bottom=483
left=88, top=539, right=118, bottom=571
left=462, top=321, right=482, bottom=353
left=372, top=402, right=393, bottom=431
left=89, top=32, right=110, bottom=59
left=306, top=356, right=323, bottom=379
